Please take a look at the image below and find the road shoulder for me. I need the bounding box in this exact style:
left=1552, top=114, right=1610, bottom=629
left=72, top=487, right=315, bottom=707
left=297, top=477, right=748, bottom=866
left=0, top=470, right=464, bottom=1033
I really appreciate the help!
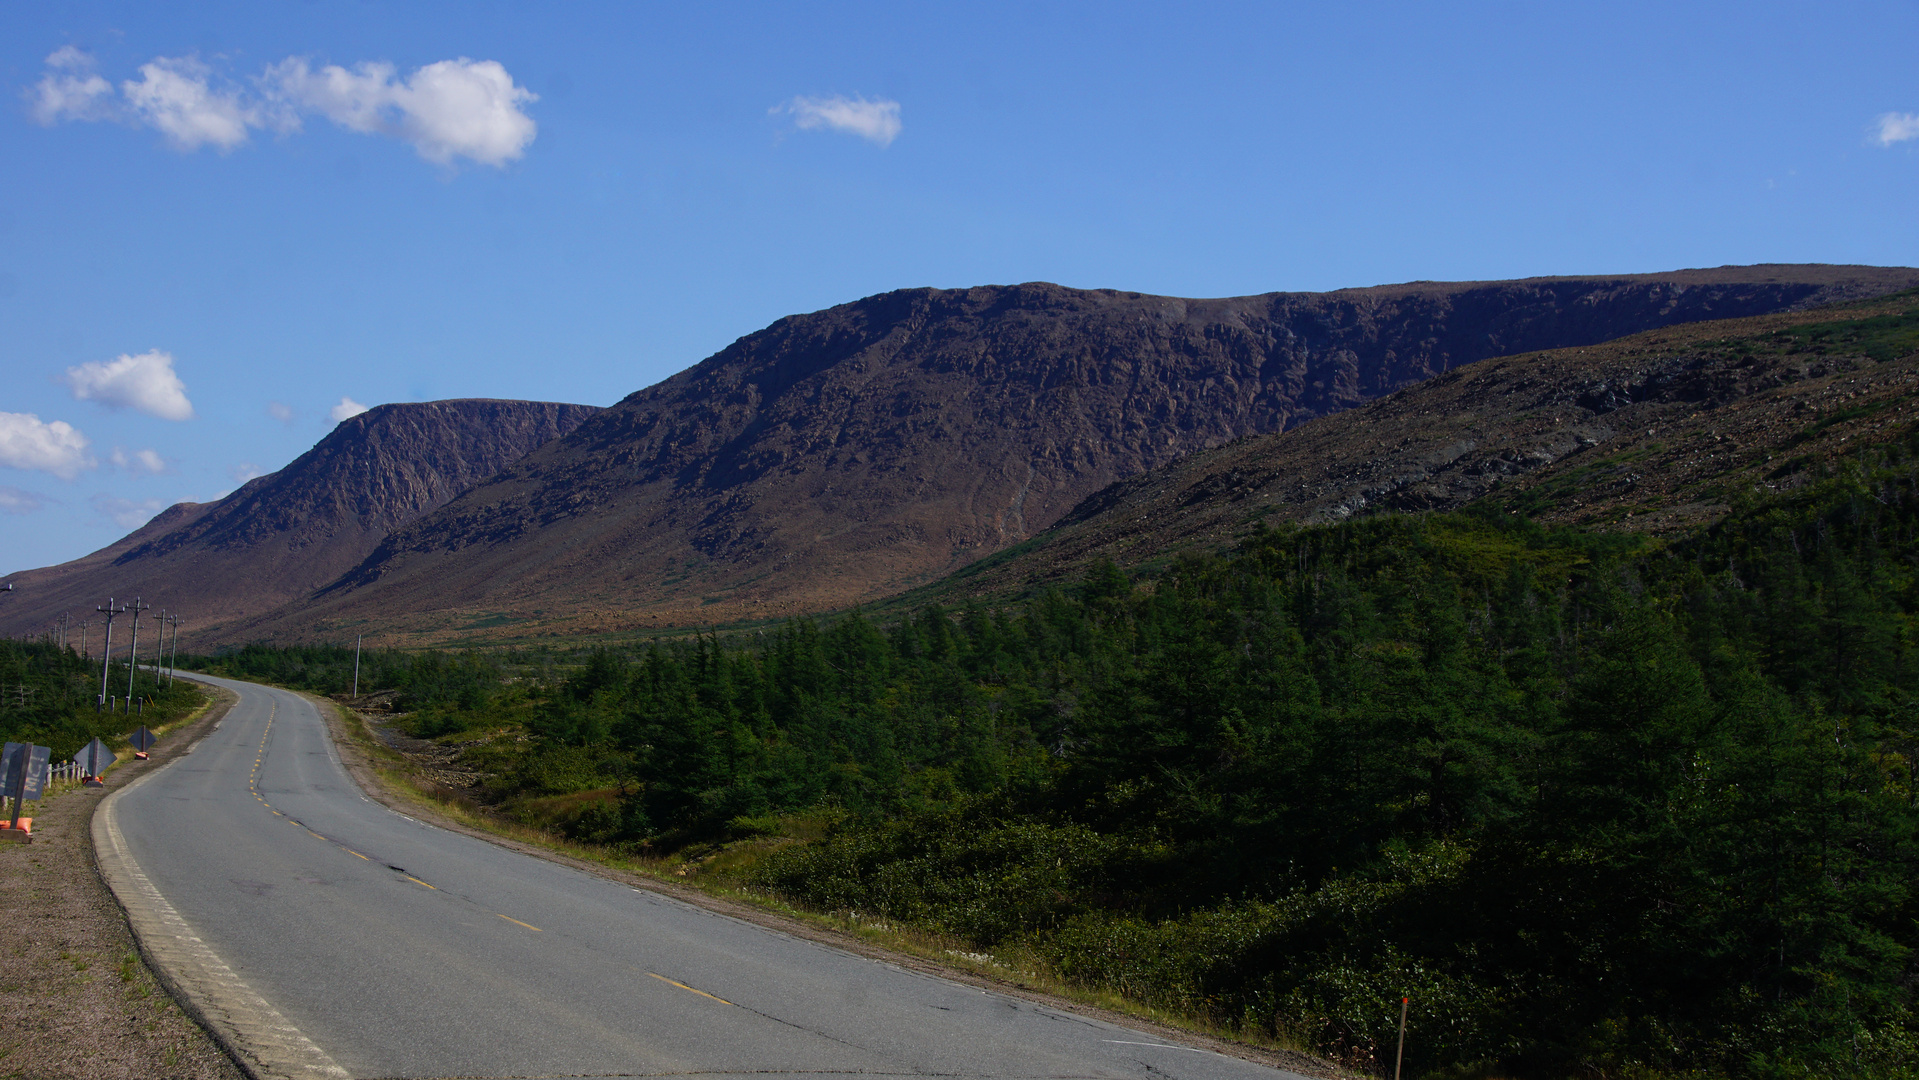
left=0, top=690, right=245, bottom=1080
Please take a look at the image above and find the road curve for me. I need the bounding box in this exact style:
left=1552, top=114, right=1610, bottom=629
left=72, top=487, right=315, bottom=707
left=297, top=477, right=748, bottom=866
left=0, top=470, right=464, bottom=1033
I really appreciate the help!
left=101, top=674, right=1313, bottom=1080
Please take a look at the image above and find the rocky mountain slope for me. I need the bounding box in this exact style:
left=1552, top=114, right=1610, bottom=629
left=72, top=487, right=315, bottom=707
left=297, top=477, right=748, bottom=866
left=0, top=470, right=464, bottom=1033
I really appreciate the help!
left=924, top=288, right=1919, bottom=604
left=223, top=265, right=1919, bottom=645
left=0, top=400, right=599, bottom=639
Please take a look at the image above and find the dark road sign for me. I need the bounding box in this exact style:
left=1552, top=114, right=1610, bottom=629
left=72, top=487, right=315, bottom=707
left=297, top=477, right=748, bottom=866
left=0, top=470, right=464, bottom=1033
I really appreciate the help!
left=3, top=741, right=50, bottom=815
left=77, top=737, right=117, bottom=778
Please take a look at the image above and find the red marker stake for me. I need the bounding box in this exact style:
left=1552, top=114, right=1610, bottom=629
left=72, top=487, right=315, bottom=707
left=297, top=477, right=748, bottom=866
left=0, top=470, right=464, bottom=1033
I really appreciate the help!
left=1394, top=995, right=1408, bottom=1080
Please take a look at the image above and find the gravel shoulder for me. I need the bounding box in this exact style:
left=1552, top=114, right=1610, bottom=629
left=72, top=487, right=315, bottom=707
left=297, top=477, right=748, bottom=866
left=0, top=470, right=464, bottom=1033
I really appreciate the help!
left=0, top=689, right=245, bottom=1080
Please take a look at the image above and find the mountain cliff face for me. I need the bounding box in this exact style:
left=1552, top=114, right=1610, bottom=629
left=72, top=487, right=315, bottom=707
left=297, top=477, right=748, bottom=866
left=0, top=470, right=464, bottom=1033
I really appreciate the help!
left=228, top=265, right=1919, bottom=644
left=930, top=288, right=1919, bottom=603
left=0, top=399, right=599, bottom=637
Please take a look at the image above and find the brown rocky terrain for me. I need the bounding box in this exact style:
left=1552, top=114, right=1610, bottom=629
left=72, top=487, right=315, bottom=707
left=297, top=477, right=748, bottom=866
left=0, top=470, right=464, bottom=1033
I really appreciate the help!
left=921, top=288, right=1919, bottom=603
left=0, top=399, right=599, bottom=643
left=218, top=266, right=1919, bottom=645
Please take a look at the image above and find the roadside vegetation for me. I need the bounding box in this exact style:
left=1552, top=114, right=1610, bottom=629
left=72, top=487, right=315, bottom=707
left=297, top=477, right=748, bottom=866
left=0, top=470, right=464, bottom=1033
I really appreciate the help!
left=0, top=641, right=204, bottom=761
left=186, top=436, right=1919, bottom=1079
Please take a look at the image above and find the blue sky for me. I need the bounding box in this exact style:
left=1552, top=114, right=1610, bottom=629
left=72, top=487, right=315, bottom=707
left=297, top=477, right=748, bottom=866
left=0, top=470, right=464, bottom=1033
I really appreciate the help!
left=3, top=1, right=1916, bottom=577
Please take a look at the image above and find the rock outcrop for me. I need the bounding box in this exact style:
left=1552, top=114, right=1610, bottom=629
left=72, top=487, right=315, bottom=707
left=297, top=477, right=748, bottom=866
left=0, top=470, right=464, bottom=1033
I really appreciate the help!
left=932, top=288, right=1919, bottom=602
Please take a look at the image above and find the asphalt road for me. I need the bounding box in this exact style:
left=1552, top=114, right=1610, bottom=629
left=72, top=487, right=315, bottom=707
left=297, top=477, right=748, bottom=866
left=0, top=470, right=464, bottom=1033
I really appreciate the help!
left=109, top=674, right=1312, bottom=1080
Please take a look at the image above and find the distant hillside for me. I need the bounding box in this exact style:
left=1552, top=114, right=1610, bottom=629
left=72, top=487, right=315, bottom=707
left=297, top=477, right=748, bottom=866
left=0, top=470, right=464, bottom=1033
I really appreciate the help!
left=0, top=399, right=600, bottom=640
left=926, top=288, right=1919, bottom=603
left=222, top=265, right=1919, bottom=645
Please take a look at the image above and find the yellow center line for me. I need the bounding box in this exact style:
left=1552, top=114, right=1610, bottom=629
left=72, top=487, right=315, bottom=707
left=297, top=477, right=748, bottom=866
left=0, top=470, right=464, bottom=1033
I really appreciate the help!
left=646, top=971, right=733, bottom=1005
left=246, top=694, right=446, bottom=908
left=497, top=914, right=543, bottom=932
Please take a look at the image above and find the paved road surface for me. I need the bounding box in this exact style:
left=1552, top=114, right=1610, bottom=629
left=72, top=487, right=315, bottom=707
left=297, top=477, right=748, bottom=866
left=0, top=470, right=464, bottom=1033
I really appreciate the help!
left=108, top=674, right=1311, bottom=1080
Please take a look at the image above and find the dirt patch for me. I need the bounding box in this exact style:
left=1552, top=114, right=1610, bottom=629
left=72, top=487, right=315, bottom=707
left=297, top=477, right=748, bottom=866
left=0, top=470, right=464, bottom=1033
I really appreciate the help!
left=308, top=691, right=1354, bottom=1080
left=0, top=690, right=245, bottom=1080
left=359, top=712, right=486, bottom=791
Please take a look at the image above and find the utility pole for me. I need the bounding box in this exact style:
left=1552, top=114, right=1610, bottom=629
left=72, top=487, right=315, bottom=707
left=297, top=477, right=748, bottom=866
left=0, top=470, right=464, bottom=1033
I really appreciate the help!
left=151, top=608, right=167, bottom=683
left=57, top=611, right=69, bottom=651
left=165, top=615, right=182, bottom=685
left=352, top=634, right=362, bottom=698
left=124, top=597, right=150, bottom=703
left=79, top=619, right=90, bottom=661
left=95, top=599, right=123, bottom=708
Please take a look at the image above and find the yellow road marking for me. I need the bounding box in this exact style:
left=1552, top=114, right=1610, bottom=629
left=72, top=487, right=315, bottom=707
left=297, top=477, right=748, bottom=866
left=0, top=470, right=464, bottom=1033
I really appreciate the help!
left=497, top=914, right=543, bottom=932
left=403, top=875, right=437, bottom=890
left=647, top=971, right=732, bottom=1005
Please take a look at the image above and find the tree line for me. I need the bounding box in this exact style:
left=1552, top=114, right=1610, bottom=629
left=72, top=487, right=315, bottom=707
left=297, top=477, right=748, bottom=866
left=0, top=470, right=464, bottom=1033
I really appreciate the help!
left=0, top=641, right=204, bottom=759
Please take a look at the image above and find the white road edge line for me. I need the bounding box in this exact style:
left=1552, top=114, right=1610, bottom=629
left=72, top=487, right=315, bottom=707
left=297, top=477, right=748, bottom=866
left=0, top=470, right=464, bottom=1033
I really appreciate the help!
left=95, top=716, right=352, bottom=1080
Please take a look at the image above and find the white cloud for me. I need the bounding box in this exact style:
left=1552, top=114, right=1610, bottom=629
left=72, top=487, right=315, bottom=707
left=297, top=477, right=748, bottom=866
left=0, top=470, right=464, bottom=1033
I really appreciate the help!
left=1876, top=112, right=1919, bottom=147
left=230, top=462, right=264, bottom=484
left=110, top=446, right=168, bottom=474
left=26, top=46, right=116, bottom=125
left=0, top=412, right=94, bottom=479
left=64, top=349, right=194, bottom=420
left=269, top=57, right=539, bottom=166
left=267, top=400, right=295, bottom=424
left=330, top=396, right=369, bottom=422
left=91, top=494, right=165, bottom=530
left=122, top=56, right=256, bottom=152
left=27, top=49, right=537, bottom=167
left=774, top=95, right=901, bottom=146
left=0, top=486, right=49, bottom=515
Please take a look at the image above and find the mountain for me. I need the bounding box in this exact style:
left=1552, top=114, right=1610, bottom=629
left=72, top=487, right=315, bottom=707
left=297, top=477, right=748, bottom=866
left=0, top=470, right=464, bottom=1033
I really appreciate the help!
left=0, top=400, right=600, bottom=640
left=221, top=265, right=1919, bottom=645
left=924, top=287, right=1919, bottom=603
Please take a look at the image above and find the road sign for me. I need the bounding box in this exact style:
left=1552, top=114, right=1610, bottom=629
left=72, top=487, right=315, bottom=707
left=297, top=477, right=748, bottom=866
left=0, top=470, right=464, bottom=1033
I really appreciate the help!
left=3, top=742, right=50, bottom=828
left=3, top=742, right=50, bottom=801
left=76, top=737, right=116, bottom=778
left=130, top=726, right=158, bottom=752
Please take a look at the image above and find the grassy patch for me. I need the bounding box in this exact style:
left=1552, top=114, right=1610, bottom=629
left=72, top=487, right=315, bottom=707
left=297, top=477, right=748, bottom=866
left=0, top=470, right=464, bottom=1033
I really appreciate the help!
left=1778, top=305, right=1919, bottom=361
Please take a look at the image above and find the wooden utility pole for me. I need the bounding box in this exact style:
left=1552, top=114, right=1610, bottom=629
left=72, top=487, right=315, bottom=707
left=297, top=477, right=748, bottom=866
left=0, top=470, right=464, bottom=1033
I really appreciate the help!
left=124, top=598, right=150, bottom=703
left=95, top=599, right=124, bottom=708
left=166, top=615, right=182, bottom=685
